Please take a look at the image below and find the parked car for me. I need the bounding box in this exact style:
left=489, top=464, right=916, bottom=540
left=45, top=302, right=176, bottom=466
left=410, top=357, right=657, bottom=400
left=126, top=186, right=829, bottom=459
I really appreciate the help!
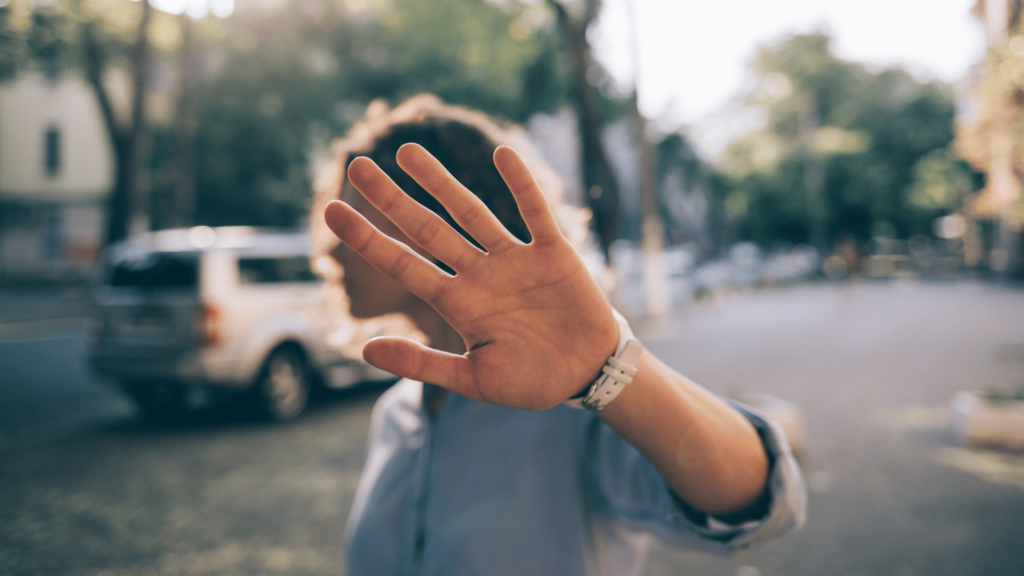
left=89, top=226, right=391, bottom=422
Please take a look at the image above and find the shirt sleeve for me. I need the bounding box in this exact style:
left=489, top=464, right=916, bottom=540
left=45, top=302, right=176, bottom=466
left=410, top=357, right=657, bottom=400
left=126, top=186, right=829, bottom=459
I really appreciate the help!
left=582, top=400, right=807, bottom=556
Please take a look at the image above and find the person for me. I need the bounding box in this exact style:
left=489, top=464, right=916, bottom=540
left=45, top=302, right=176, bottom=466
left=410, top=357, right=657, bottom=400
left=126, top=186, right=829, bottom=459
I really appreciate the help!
left=311, top=95, right=805, bottom=576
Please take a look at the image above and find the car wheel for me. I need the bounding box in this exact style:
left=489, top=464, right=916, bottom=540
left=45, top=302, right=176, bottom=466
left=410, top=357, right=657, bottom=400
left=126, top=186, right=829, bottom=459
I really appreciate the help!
left=258, top=347, right=310, bottom=422
left=124, top=381, right=189, bottom=423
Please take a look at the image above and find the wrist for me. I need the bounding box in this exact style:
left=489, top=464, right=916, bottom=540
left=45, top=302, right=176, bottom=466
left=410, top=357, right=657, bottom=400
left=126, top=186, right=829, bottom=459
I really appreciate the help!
left=563, top=309, right=643, bottom=412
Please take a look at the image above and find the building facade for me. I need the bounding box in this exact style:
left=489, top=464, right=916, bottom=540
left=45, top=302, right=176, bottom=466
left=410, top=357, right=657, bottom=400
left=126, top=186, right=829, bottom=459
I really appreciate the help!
left=958, top=0, right=1024, bottom=276
left=0, top=71, right=112, bottom=284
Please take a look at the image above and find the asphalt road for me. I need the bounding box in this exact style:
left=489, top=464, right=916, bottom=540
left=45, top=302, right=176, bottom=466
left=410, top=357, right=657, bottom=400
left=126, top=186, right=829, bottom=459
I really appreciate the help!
left=1, top=280, right=1023, bottom=576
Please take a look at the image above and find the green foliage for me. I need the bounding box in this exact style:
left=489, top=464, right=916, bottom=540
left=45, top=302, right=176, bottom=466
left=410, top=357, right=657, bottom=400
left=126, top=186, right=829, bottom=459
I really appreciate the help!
left=0, top=6, right=26, bottom=81
left=27, top=10, right=72, bottom=67
left=907, top=148, right=977, bottom=211
left=181, top=7, right=346, bottom=228
left=722, top=33, right=980, bottom=246
left=14, top=0, right=570, bottom=229
left=177, top=0, right=569, bottom=227
left=1, top=4, right=80, bottom=81
left=367, top=0, right=550, bottom=116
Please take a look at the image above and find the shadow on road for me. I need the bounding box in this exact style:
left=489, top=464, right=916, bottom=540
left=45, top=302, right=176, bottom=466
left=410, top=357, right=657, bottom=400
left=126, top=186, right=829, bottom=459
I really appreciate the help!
left=91, top=379, right=396, bottom=438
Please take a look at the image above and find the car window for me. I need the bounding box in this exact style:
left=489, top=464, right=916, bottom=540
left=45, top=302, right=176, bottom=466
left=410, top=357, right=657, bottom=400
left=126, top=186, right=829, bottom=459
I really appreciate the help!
left=108, top=252, right=199, bottom=288
left=238, top=257, right=318, bottom=284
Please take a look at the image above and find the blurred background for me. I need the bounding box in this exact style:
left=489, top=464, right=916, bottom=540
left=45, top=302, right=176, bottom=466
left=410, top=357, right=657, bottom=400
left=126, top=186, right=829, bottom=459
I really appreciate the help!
left=1, top=0, right=1023, bottom=575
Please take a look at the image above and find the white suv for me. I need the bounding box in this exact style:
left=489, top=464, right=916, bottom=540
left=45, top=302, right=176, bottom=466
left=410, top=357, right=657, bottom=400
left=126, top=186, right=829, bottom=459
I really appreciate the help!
left=89, top=226, right=390, bottom=422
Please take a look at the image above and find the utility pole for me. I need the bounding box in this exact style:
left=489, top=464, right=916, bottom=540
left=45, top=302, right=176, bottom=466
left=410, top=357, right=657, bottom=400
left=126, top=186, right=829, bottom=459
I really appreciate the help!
left=798, top=95, right=827, bottom=255
left=172, top=14, right=197, bottom=228
left=628, top=0, right=669, bottom=320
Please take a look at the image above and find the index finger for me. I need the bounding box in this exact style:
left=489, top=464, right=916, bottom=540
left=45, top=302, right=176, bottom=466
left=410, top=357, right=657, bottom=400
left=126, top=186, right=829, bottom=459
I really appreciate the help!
left=324, top=200, right=450, bottom=306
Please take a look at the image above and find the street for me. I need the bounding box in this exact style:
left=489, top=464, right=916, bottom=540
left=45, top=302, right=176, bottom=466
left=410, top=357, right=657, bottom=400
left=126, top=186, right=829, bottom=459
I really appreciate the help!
left=1, top=280, right=1023, bottom=576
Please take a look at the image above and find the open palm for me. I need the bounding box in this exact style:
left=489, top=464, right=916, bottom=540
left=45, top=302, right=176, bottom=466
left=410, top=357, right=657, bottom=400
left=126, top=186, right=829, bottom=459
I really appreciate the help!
left=324, top=144, right=618, bottom=411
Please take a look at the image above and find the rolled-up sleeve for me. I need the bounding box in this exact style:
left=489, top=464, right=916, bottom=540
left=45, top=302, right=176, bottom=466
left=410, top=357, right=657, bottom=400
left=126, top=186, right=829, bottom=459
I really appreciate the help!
left=584, top=400, right=807, bottom=557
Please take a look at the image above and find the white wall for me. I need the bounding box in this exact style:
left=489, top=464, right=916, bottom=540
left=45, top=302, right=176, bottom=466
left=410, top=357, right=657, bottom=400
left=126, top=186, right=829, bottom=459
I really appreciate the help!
left=0, top=72, right=114, bottom=201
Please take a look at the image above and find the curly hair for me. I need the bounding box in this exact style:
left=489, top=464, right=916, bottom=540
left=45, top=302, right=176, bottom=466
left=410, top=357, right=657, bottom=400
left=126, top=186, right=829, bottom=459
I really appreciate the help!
left=310, top=94, right=589, bottom=279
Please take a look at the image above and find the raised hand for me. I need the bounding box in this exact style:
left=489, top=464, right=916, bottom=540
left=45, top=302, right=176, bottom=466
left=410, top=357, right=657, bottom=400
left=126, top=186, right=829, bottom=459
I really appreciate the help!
left=324, top=144, right=618, bottom=411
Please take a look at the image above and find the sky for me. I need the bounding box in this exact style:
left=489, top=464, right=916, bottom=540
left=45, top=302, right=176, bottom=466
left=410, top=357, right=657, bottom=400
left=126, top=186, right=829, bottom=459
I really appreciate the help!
left=590, top=0, right=986, bottom=156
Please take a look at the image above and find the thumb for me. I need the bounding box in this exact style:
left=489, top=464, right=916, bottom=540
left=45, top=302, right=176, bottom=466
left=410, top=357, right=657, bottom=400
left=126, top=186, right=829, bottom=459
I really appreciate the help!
left=363, top=337, right=479, bottom=400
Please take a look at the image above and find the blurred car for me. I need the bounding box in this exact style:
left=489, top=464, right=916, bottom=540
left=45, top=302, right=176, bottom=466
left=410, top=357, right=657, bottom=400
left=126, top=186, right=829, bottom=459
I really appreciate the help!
left=89, top=226, right=389, bottom=422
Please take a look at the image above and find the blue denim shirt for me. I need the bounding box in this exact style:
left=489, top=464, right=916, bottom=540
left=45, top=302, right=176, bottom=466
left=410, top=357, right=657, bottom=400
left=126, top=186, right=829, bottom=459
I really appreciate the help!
left=345, top=379, right=806, bottom=576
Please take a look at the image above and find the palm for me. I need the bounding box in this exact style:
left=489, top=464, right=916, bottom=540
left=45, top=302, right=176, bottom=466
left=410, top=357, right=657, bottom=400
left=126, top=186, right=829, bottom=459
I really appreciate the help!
left=439, top=239, right=614, bottom=409
left=324, top=144, right=617, bottom=411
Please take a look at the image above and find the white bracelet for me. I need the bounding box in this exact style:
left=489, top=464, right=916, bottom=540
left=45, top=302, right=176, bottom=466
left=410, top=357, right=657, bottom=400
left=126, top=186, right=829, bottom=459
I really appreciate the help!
left=563, top=309, right=644, bottom=412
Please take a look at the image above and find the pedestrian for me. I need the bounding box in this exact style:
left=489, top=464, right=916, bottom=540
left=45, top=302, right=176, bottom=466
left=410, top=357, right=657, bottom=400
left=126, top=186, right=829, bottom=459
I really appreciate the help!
left=312, top=95, right=805, bottom=576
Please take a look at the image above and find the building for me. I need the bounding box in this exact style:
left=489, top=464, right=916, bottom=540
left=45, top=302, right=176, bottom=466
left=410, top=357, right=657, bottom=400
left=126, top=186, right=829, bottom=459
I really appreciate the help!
left=0, top=71, right=113, bottom=284
left=957, top=0, right=1024, bottom=276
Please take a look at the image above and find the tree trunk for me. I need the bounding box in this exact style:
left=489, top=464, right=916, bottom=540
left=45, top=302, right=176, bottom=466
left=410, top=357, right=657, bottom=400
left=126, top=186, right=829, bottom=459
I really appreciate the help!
left=547, top=0, right=621, bottom=262
left=125, top=0, right=152, bottom=238
left=84, top=0, right=152, bottom=246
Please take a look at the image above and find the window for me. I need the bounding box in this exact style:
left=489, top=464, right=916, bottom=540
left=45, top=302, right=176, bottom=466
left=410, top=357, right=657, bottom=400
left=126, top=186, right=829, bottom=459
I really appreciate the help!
left=238, top=257, right=318, bottom=284
left=44, top=127, right=61, bottom=177
left=109, top=253, right=199, bottom=288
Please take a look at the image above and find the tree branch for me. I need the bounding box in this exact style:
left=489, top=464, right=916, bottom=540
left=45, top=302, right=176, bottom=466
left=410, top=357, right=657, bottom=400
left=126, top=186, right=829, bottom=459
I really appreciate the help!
left=80, top=21, right=121, bottom=152
left=546, top=0, right=622, bottom=259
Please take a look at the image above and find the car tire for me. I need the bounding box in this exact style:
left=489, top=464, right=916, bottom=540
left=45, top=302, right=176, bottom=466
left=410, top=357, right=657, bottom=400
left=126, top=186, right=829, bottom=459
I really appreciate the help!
left=125, top=381, right=189, bottom=423
left=257, top=346, right=310, bottom=422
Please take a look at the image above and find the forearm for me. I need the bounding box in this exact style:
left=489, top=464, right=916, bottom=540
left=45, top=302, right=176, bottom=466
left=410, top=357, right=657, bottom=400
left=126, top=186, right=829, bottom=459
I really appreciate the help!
left=598, top=350, right=769, bottom=515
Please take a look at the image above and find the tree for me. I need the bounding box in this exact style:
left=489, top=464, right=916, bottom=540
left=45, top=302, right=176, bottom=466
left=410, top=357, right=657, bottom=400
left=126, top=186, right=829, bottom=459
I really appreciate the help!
left=20, top=0, right=156, bottom=245
left=18, top=0, right=576, bottom=233
left=957, top=0, right=1024, bottom=276
left=721, top=33, right=977, bottom=249
left=545, top=0, right=622, bottom=261
left=84, top=0, right=153, bottom=244
left=182, top=0, right=571, bottom=228
left=0, top=5, right=27, bottom=81
left=657, top=133, right=728, bottom=252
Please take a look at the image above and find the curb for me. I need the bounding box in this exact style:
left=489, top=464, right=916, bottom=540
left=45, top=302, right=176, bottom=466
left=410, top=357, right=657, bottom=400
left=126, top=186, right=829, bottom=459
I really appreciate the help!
left=951, top=391, right=1024, bottom=452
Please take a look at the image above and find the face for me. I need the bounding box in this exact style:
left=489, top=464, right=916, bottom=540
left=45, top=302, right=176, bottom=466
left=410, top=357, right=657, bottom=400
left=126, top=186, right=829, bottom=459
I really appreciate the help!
left=329, top=182, right=429, bottom=319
